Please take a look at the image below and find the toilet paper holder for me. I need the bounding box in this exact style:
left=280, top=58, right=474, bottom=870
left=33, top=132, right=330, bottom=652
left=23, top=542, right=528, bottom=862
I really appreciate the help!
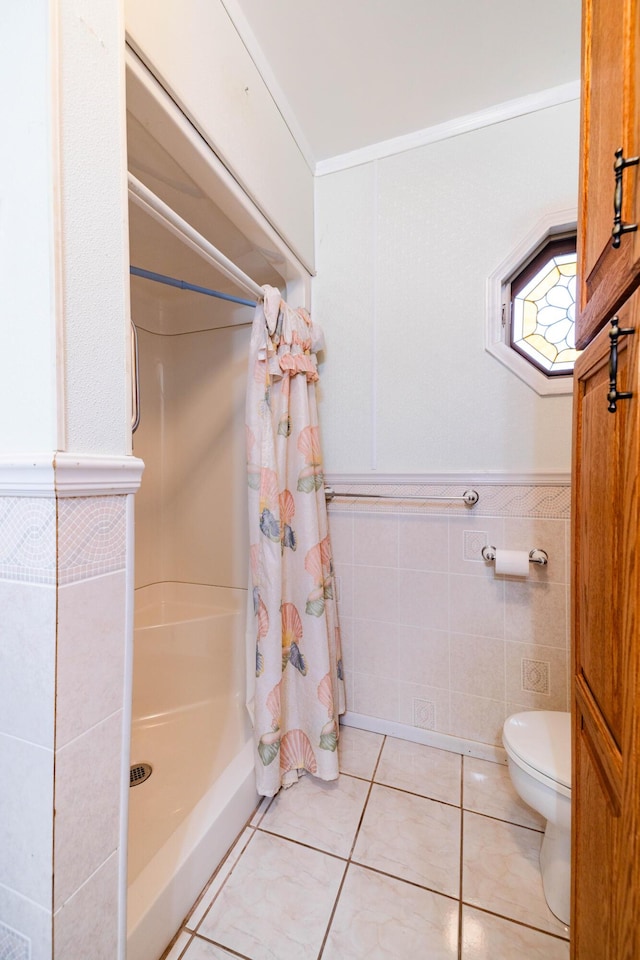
left=481, top=545, right=548, bottom=566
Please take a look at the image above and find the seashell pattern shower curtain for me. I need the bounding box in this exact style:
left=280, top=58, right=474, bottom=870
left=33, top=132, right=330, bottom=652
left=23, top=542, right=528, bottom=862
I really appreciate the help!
left=245, top=285, right=345, bottom=796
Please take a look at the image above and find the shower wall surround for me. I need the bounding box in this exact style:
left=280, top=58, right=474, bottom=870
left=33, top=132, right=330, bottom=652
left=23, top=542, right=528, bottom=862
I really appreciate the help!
left=328, top=478, right=570, bottom=748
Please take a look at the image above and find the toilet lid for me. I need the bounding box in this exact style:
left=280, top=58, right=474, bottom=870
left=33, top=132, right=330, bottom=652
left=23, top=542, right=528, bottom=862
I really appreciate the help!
left=503, top=711, right=571, bottom=789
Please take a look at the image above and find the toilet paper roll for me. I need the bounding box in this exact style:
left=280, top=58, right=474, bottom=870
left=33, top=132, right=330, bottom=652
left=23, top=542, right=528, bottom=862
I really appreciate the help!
left=494, top=549, right=530, bottom=577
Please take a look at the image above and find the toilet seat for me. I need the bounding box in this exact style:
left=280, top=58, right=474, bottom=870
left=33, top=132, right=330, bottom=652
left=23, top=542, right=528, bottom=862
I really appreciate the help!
left=503, top=711, right=571, bottom=795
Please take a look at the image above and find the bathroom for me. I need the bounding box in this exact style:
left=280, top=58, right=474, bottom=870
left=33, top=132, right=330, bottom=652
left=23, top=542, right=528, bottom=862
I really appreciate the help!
left=1, top=1, right=584, bottom=959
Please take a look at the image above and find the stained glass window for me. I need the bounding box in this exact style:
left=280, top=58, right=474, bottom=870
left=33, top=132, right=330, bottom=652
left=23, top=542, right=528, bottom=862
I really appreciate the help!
left=509, top=235, right=579, bottom=376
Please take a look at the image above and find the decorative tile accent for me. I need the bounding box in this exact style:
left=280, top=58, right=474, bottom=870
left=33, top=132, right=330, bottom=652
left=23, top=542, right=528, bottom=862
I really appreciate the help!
left=463, top=529, right=488, bottom=561
left=328, top=482, right=570, bottom=519
left=0, top=921, right=31, bottom=960
left=521, top=658, right=551, bottom=695
left=58, top=497, right=126, bottom=584
left=0, top=495, right=127, bottom=585
left=0, top=499, right=56, bottom=584
left=413, top=698, right=436, bottom=730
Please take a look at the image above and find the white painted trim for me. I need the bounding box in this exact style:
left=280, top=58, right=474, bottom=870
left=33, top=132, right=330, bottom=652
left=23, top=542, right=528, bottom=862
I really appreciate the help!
left=324, top=471, right=571, bottom=486
left=0, top=454, right=144, bottom=497
left=54, top=454, right=144, bottom=497
left=0, top=455, right=55, bottom=496
left=485, top=208, right=578, bottom=396
left=316, top=81, right=580, bottom=176
left=340, top=712, right=507, bottom=765
left=218, top=0, right=316, bottom=174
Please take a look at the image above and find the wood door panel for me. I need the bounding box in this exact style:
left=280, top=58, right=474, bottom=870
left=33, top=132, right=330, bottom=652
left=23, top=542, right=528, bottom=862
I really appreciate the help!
left=580, top=0, right=626, bottom=286
left=572, top=288, right=640, bottom=958
left=574, top=321, right=629, bottom=745
left=577, top=0, right=640, bottom=346
left=571, top=713, right=618, bottom=957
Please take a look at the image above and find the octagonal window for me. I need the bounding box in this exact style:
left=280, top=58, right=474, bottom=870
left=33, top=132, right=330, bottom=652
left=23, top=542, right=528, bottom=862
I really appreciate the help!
left=509, top=234, right=579, bottom=376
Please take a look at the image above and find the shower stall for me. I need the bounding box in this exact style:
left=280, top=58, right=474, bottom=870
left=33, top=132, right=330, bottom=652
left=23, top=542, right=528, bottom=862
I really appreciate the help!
left=125, top=53, right=309, bottom=960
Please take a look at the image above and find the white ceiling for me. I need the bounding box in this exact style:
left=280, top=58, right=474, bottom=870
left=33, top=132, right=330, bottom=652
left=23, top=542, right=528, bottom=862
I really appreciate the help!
left=224, top=0, right=582, bottom=167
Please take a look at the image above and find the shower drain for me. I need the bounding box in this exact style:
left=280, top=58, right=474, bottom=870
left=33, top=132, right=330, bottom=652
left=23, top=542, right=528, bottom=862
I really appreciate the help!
left=130, top=762, right=153, bottom=787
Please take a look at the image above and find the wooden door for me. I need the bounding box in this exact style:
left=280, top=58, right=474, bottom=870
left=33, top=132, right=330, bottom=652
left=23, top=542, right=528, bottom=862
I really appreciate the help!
left=571, top=288, right=640, bottom=957
left=577, top=0, right=640, bottom=347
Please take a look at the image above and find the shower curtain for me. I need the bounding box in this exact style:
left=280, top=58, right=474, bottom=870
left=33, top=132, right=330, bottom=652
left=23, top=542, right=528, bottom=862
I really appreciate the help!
left=245, top=285, right=345, bottom=797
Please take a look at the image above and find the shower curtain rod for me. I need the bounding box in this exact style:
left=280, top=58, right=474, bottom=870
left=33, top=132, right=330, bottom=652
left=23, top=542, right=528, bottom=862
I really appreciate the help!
left=130, top=265, right=257, bottom=307
left=127, top=173, right=265, bottom=302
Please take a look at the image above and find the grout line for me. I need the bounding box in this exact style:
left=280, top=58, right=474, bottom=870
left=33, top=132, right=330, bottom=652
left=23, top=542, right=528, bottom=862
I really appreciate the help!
left=189, top=932, right=254, bottom=958
left=461, top=903, right=570, bottom=942
left=463, top=806, right=545, bottom=833
left=318, top=734, right=387, bottom=957
left=317, top=861, right=350, bottom=959
left=349, top=858, right=462, bottom=904
left=370, top=779, right=462, bottom=811
left=185, top=826, right=258, bottom=932
left=254, top=827, right=350, bottom=864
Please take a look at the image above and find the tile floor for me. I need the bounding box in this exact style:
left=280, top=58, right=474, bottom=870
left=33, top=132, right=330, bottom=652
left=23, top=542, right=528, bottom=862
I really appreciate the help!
left=161, top=727, right=570, bottom=960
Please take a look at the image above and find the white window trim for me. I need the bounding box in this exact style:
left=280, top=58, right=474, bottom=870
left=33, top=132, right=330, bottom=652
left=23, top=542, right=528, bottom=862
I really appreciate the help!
left=485, top=208, right=578, bottom=397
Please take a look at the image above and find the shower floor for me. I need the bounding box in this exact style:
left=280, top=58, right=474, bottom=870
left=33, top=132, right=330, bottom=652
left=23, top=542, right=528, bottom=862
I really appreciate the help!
left=160, top=726, right=570, bottom=959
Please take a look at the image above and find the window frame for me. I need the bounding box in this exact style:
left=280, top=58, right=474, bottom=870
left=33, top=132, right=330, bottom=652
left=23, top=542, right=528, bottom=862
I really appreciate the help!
left=485, top=210, right=578, bottom=397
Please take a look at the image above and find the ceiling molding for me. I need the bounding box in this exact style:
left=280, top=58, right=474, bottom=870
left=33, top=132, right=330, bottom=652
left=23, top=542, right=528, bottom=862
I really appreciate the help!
left=315, top=80, right=580, bottom=177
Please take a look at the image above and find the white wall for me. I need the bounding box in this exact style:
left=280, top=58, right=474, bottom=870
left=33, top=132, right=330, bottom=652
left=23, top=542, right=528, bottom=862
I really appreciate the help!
left=314, top=101, right=580, bottom=476
left=0, top=1, right=58, bottom=452
left=60, top=0, right=130, bottom=454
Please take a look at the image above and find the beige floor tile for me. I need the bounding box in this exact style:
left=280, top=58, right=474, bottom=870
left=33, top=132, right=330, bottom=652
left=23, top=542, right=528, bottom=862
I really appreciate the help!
left=462, top=812, right=569, bottom=938
left=461, top=905, right=570, bottom=958
left=323, top=863, right=459, bottom=959
left=338, top=725, right=384, bottom=779
left=197, top=831, right=345, bottom=959
left=259, top=771, right=369, bottom=857
left=353, top=783, right=461, bottom=898
left=375, top=736, right=461, bottom=805
left=463, top=756, right=544, bottom=830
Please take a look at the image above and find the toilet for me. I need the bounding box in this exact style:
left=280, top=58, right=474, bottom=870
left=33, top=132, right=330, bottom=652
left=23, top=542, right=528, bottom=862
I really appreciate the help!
left=502, top=710, right=571, bottom=926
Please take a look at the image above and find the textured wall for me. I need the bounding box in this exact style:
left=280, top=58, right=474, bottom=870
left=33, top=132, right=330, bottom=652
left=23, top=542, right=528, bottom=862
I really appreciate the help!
left=314, top=101, right=580, bottom=475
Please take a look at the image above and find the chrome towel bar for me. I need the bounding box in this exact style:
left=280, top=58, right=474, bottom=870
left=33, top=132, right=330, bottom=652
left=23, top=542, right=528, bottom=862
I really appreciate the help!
left=324, top=486, right=479, bottom=506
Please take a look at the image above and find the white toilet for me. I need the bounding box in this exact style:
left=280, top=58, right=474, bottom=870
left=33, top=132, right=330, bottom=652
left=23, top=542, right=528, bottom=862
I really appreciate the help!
left=502, top=710, right=572, bottom=926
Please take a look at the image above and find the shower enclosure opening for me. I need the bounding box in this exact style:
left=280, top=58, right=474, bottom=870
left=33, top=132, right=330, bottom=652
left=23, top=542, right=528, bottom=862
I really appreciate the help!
left=125, top=51, right=309, bottom=960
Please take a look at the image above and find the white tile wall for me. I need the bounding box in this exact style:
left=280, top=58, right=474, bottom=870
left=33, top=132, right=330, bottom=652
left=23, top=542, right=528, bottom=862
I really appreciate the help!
left=53, top=851, right=119, bottom=960
left=53, top=712, right=123, bottom=909
left=330, top=483, right=570, bottom=747
left=0, top=733, right=54, bottom=906
left=55, top=572, right=127, bottom=748
left=0, top=491, right=129, bottom=957
left=0, top=581, right=56, bottom=745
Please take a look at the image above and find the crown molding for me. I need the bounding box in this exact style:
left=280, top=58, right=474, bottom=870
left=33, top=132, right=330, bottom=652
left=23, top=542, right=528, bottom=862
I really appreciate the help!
left=316, top=81, right=580, bottom=176
left=0, top=454, right=145, bottom=497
